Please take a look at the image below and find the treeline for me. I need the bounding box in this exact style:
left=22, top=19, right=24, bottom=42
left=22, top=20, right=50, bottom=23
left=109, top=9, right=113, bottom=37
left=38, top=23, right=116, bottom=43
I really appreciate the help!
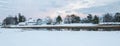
left=63, top=12, right=120, bottom=24
left=2, top=12, right=120, bottom=25
left=2, top=13, right=26, bottom=25
left=103, top=12, right=120, bottom=22
left=64, top=14, right=99, bottom=24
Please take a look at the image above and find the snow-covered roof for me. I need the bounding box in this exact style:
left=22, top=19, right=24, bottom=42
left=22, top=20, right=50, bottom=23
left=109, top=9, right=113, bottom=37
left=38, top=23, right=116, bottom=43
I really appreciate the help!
left=26, top=18, right=37, bottom=23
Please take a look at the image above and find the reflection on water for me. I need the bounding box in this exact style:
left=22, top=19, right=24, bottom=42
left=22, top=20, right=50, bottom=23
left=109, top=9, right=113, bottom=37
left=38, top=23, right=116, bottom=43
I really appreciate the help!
left=21, top=28, right=120, bottom=31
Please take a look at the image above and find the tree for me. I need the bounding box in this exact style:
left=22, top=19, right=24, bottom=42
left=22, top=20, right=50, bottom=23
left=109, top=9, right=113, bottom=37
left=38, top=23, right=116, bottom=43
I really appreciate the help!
left=114, top=12, right=120, bottom=22
left=56, top=15, right=62, bottom=24
left=18, top=13, right=26, bottom=23
left=2, top=16, right=16, bottom=25
left=64, top=15, right=71, bottom=24
left=103, top=13, right=113, bottom=22
left=93, top=15, right=99, bottom=24
left=81, top=18, right=88, bottom=23
left=18, top=13, right=22, bottom=22
left=71, top=14, right=80, bottom=23
left=14, top=16, right=18, bottom=25
left=80, top=14, right=93, bottom=23
left=87, top=14, right=93, bottom=23
left=64, top=14, right=80, bottom=24
left=21, top=15, right=26, bottom=22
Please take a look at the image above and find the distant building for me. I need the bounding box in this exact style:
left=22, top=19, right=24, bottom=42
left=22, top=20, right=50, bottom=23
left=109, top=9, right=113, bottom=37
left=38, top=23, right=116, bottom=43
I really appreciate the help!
left=25, top=18, right=37, bottom=25
left=19, top=18, right=43, bottom=25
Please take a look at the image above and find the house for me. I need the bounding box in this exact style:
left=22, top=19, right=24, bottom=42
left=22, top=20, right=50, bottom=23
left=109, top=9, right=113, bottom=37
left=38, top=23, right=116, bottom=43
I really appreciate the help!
left=25, top=18, right=37, bottom=25
left=18, top=18, right=43, bottom=26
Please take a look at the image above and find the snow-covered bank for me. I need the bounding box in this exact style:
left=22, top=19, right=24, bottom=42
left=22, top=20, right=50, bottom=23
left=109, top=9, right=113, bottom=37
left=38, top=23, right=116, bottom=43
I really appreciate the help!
left=3, top=23, right=97, bottom=27
left=2, top=23, right=120, bottom=28
left=0, top=30, right=120, bottom=46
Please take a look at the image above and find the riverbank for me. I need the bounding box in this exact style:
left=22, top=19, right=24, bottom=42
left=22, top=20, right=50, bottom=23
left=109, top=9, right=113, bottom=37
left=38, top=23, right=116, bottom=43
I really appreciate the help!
left=2, top=23, right=120, bottom=28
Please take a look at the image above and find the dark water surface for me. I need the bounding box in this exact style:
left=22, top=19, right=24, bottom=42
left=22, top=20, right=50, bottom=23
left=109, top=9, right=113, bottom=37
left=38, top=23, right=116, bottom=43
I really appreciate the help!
left=19, top=27, right=120, bottom=31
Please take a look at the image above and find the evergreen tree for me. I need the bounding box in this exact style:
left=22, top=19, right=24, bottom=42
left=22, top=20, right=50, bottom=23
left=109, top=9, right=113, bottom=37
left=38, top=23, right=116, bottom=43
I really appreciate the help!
left=103, top=13, right=113, bottom=22
left=21, top=15, right=26, bottom=22
left=18, top=13, right=26, bottom=23
left=93, top=15, right=99, bottom=24
left=114, top=12, right=120, bottom=22
left=18, top=13, right=22, bottom=22
left=87, top=14, right=93, bottom=23
left=56, top=15, right=62, bottom=24
left=14, top=16, right=18, bottom=25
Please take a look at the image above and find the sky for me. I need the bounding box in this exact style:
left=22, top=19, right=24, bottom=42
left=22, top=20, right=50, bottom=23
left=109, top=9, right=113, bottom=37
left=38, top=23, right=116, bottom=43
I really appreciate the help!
left=0, top=0, right=120, bottom=21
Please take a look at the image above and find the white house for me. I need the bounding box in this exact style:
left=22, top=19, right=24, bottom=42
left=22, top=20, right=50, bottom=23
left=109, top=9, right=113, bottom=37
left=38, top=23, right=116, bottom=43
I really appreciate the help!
left=25, top=18, right=37, bottom=25
left=18, top=18, right=47, bottom=26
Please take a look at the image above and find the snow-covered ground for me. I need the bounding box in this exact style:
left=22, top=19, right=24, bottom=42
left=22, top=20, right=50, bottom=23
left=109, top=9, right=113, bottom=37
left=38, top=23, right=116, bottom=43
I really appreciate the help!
left=0, top=28, right=120, bottom=46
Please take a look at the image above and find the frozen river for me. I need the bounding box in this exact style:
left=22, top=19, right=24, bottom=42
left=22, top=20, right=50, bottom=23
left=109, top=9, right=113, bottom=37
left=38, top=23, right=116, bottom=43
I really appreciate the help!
left=1, top=27, right=120, bottom=32
left=0, top=28, right=120, bottom=46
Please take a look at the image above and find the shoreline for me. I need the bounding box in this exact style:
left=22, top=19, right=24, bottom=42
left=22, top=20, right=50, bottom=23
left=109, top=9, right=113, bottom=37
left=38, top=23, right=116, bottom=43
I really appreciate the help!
left=2, top=24, right=120, bottom=28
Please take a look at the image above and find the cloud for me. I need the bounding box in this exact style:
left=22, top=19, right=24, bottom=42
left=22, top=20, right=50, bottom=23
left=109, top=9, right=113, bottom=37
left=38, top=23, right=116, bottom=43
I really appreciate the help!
left=57, top=0, right=120, bottom=13
left=52, top=0, right=120, bottom=18
left=0, top=0, right=8, bottom=4
left=0, top=0, right=120, bottom=21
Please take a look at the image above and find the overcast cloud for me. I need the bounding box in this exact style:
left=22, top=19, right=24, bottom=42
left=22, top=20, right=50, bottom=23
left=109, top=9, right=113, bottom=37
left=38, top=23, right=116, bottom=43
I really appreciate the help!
left=0, top=0, right=120, bottom=21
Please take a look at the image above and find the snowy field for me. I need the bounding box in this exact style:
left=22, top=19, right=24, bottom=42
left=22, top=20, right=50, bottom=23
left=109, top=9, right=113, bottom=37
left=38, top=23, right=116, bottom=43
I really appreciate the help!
left=0, top=28, right=120, bottom=46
